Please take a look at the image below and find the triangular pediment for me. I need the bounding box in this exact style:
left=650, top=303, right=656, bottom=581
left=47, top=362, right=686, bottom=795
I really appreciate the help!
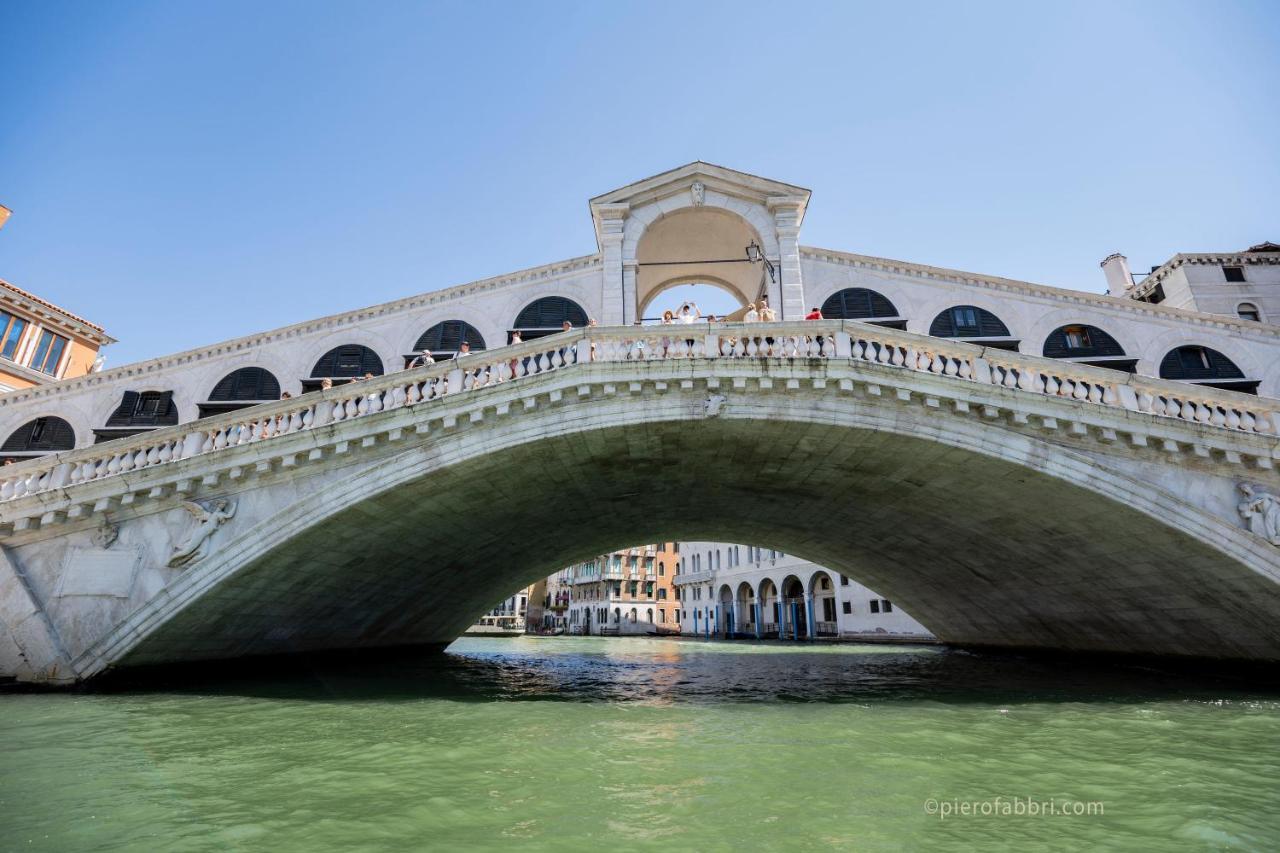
left=590, top=161, right=810, bottom=209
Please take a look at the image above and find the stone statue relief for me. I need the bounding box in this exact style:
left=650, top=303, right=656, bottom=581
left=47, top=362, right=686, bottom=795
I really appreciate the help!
left=691, top=181, right=705, bottom=206
left=91, top=521, right=119, bottom=549
left=1238, top=483, right=1280, bottom=546
left=168, top=499, right=237, bottom=568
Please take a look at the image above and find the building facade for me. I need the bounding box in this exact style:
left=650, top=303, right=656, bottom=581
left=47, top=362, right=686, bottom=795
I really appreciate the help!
left=2, top=162, right=1278, bottom=465
left=674, top=541, right=932, bottom=641
left=467, top=583, right=535, bottom=634
left=563, top=543, right=680, bottom=635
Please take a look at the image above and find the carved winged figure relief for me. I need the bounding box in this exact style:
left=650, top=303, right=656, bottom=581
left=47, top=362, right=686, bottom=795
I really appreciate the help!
left=167, top=498, right=237, bottom=568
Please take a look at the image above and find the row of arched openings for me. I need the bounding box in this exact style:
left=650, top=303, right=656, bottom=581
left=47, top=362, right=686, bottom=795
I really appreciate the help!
left=1, top=292, right=1260, bottom=460
left=1, top=297, right=593, bottom=457
left=819, top=287, right=1257, bottom=393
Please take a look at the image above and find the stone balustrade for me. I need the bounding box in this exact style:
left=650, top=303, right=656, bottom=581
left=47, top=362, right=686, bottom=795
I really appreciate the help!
left=2, top=320, right=1277, bottom=505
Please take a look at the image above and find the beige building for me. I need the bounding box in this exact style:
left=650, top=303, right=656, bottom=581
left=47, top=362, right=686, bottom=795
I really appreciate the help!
left=0, top=208, right=116, bottom=463
left=563, top=543, right=680, bottom=635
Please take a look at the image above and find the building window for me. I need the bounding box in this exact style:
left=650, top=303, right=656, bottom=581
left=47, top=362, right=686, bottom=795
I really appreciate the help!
left=105, top=391, right=178, bottom=428
left=0, top=312, right=28, bottom=361
left=658, top=562, right=665, bottom=576
left=29, top=330, right=68, bottom=376
left=820, top=287, right=901, bottom=323
left=842, top=601, right=852, bottom=615
left=411, top=320, right=485, bottom=362
left=1238, top=303, right=1261, bottom=322
left=1223, top=266, right=1246, bottom=282
left=511, top=296, right=589, bottom=342
left=1062, top=325, right=1091, bottom=350
left=310, top=344, right=383, bottom=380
left=840, top=575, right=849, bottom=586
left=658, top=588, right=667, bottom=600
left=659, top=608, right=665, bottom=623
left=1179, top=347, right=1212, bottom=372
left=209, top=367, right=281, bottom=402
left=3, top=416, right=76, bottom=454
left=929, top=305, right=1013, bottom=340
left=870, top=600, right=880, bottom=614
left=883, top=600, right=893, bottom=612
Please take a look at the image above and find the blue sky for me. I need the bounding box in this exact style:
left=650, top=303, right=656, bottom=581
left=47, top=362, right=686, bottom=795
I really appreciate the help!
left=1, top=0, right=1276, bottom=366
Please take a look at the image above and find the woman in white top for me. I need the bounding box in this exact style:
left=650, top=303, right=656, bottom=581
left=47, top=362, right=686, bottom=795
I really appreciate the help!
left=660, top=309, right=675, bottom=357
left=743, top=303, right=759, bottom=323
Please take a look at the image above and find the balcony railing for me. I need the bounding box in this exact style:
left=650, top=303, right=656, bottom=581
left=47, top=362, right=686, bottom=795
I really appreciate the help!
left=3, top=320, right=1276, bottom=504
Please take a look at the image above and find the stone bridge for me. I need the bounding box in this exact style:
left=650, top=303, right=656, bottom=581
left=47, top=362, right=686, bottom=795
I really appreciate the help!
left=2, top=320, right=1280, bottom=684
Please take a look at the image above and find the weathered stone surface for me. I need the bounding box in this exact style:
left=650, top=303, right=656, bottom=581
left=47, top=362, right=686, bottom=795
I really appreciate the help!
left=1, top=341, right=1279, bottom=684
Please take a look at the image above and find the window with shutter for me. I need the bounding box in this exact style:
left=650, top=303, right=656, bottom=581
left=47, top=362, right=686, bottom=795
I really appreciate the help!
left=929, top=305, right=1012, bottom=339
left=1158, top=346, right=1256, bottom=393
left=209, top=367, right=281, bottom=401
left=511, top=297, right=589, bottom=341
left=819, top=288, right=900, bottom=321
left=412, top=321, right=486, bottom=355
left=1042, top=324, right=1130, bottom=370
left=2, top=417, right=76, bottom=452
left=310, top=345, right=384, bottom=378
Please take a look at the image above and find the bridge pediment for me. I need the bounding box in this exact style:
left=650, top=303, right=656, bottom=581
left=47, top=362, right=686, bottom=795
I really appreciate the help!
left=589, top=160, right=810, bottom=223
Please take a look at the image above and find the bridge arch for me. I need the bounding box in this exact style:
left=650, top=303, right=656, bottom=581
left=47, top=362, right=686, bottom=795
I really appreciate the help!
left=632, top=206, right=769, bottom=315
left=59, top=364, right=1280, bottom=677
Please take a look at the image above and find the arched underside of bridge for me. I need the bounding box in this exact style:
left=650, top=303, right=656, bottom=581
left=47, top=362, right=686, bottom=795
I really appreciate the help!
left=101, top=402, right=1280, bottom=673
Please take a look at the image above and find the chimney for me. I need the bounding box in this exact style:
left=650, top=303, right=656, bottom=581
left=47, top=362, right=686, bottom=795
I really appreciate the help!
left=1100, top=253, right=1132, bottom=296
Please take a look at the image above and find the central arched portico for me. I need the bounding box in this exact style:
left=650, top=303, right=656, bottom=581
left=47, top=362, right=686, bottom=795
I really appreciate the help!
left=591, top=161, right=810, bottom=324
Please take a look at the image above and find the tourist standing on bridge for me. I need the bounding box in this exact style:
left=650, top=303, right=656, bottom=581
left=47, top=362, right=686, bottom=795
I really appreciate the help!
left=758, top=299, right=777, bottom=355
left=744, top=303, right=759, bottom=323
left=679, top=302, right=701, bottom=355
left=453, top=341, right=471, bottom=359
left=805, top=307, right=824, bottom=320
left=660, top=309, right=676, bottom=357
left=409, top=349, right=434, bottom=369
left=508, top=331, right=522, bottom=376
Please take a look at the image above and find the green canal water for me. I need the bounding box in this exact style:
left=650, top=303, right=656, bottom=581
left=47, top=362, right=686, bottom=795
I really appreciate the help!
left=2, top=636, right=1279, bottom=851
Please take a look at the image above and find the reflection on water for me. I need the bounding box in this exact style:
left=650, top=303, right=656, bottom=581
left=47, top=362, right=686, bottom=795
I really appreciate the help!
left=2, top=636, right=1279, bottom=851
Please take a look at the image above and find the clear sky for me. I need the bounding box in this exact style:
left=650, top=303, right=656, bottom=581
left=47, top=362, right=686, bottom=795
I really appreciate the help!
left=1, top=1, right=1276, bottom=366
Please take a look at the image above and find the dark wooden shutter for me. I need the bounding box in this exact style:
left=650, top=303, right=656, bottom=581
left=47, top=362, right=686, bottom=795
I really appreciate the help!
left=1042, top=325, right=1126, bottom=359
left=820, top=288, right=899, bottom=320
left=2, top=417, right=75, bottom=452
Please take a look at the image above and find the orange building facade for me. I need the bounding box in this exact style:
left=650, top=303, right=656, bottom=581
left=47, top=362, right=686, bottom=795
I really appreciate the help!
left=563, top=543, right=680, bottom=635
